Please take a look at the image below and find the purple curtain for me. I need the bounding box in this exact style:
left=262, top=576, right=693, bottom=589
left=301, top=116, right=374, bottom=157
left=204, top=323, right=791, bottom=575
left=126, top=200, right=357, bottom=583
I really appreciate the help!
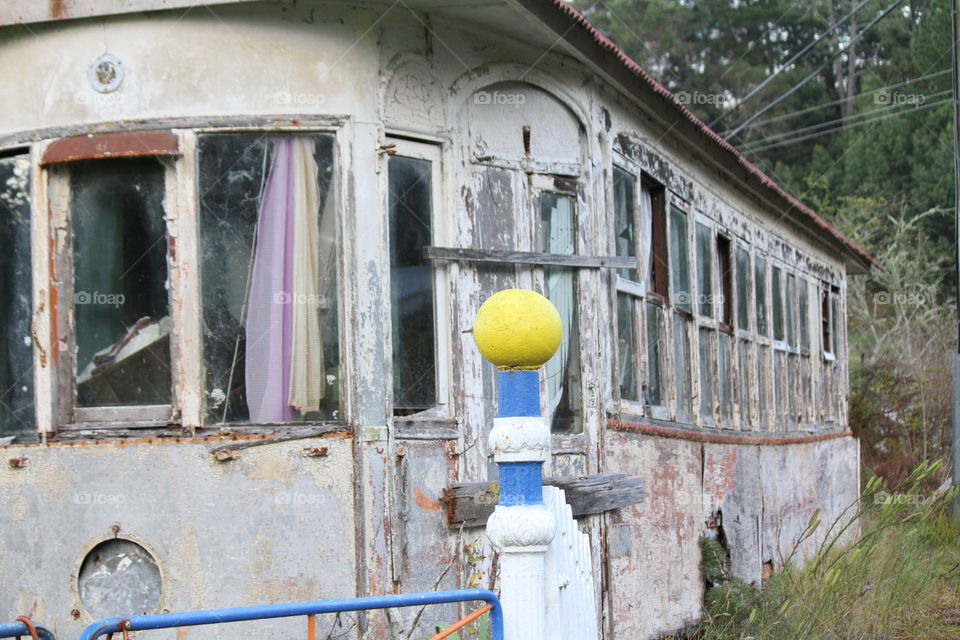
left=245, top=139, right=295, bottom=423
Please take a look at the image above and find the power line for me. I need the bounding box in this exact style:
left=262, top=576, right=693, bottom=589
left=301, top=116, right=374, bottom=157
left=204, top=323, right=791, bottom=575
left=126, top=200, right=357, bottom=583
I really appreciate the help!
left=742, top=97, right=951, bottom=152
left=725, top=0, right=906, bottom=140
left=709, top=0, right=876, bottom=129
left=742, top=89, right=953, bottom=146
left=722, top=69, right=952, bottom=133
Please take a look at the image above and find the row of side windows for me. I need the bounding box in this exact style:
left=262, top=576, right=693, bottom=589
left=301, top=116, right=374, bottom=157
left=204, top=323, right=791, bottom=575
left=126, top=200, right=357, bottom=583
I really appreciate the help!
left=0, top=133, right=450, bottom=437
left=612, top=163, right=844, bottom=430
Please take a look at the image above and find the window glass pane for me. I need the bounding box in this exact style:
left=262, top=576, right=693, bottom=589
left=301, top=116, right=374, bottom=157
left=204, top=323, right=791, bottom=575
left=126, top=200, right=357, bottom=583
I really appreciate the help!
left=736, top=248, right=750, bottom=330
left=699, top=328, right=713, bottom=418
left=831, top=294, right=839, bottom=354
left=649, top=187, right=668, bottom=296
left=669, top=207, right=690, bottom=312
left=774, top=350, right=786, bottom=430
left=72, top=158, right=170, bottom=408
left=754, top=257, right=767, bottom=337
left=389, top=154, right=436, bottom=412
left=198, top=134, right=338, bottom=424
left=737, top=339, right=750, bottom=428
left=772, top=266, right=784, bottom=341
left=719, top=332, right=732, bottom=422
left=613, top=168, right=637, bottom=281
left=617, top=293, right=636, bottom=401
left=695, top=223, right=713, bottom=317
left=541, top=193, right=580, bottom=433
left=0, top=155, right=35, bottom=437
left=821, top=286, right=831, bottom=353
left=645, top=301, right=663, bottom=406
left=799, top=280, right=809, bottom=349
left=757, top=344, right=769, bottom=429
left=786, top=274, right=796, bottom=347
left=673, top=316, right=692, bottom=415
left=787, top=354, right=798, bottom=428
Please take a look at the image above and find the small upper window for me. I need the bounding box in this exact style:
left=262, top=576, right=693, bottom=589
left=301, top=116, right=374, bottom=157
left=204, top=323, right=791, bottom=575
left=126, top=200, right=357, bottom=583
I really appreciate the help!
left=799, top=279, right=809, bottom=350
left=717, top=235, right=733, bottom=328
left=772, top=266, right=784, bottom=342
left=647, top=181, right=669, bottom=298
left=613, top=167, right=637, bottom=282
left=669, top=206, right=691, bottom=313
left=735, top=246, right=750, bottom=330
left=754, top=256, right=768, bottom=337
left=695, top=222, right=713, bottom=318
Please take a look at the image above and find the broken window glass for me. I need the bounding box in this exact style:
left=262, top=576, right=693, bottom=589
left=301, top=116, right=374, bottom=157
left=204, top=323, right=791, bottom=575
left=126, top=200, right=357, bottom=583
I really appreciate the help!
left=717, top=235, right=733, bottom=327
left=754, top=257, right=767, bottom=337
left=787, top=353, right=798, bottom=428
left=735, top=247, right=750, bottom=330
left=772, top=266, right=784, bottom=342
left=648, top=182, right=668, bottom=297
left=617, top=293, right=636, bottom=401
left=0, top=154, right=35, bottom=437
left=198, top=134, right=339, bottom=424
left=669, top=207, right=690, bottom=312
left=645, top=301, right=663, bottom=406
left=613, top=167, right=637, bottom=281
left=389, top=154, right=437, bottom=413
left=695, top=223, right=713, bottom=318
left=71, top=158, right=171, bottom=408
left=540, top=192, right=580, bottom=433
left=673, top=316, right=692, bottom=416
left=699, top=327, right=713, bottom=418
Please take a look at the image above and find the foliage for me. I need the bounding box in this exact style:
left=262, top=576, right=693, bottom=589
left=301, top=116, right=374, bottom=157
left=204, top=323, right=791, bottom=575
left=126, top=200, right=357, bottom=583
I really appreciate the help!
left=695, top=461, right=960, bottom=639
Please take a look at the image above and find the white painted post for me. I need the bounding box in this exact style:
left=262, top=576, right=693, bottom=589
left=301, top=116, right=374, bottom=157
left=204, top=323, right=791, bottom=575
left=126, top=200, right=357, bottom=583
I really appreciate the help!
left=472, top=290, right=561, bottom=640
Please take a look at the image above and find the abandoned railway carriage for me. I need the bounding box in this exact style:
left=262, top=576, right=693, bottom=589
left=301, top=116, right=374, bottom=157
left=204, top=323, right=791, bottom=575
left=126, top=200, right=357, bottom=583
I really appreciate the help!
left=0, top=0, right=870, bottom=638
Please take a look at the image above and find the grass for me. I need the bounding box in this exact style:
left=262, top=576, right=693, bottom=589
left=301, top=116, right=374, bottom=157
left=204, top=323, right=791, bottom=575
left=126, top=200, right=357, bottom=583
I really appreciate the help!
left=696, top=460, right=960, bottom=640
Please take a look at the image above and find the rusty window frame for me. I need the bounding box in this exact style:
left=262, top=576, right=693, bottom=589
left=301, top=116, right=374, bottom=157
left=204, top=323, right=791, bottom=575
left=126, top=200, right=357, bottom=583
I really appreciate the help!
left=40, top=133, right=182, bottom=430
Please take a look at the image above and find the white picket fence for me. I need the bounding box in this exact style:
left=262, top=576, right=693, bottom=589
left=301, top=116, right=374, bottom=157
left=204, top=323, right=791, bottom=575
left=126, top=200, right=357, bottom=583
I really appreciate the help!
left=544, top=486, right=600, bottom=640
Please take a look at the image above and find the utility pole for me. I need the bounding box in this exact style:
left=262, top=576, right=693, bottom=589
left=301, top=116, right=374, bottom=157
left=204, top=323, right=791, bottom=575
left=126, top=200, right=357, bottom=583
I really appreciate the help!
left=951, top=0, right=960, bottom=522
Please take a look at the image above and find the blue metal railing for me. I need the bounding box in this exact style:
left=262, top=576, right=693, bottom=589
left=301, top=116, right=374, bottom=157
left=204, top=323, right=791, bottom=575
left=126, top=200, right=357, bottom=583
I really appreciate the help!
left=77, top=589, right=502, bottom=640
left=0, top=620, right=56, bottom=640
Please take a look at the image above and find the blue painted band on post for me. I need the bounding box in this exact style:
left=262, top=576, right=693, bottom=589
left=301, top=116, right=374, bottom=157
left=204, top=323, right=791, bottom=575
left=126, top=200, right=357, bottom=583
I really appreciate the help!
left=498, top=461, right=544, bottom=506
left=497, top=370, right=540, bottom=417
left=77, top=589, right=503, bottom=640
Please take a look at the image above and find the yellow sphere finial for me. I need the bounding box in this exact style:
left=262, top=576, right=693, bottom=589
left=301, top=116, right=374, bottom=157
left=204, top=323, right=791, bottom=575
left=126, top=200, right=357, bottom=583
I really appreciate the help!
left=472, top=289, right=562, bottom=369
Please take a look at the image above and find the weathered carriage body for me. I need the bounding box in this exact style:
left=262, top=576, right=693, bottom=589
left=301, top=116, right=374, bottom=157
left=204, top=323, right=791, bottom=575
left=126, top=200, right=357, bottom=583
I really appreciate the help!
left=0, top=1, right=867, bottom=637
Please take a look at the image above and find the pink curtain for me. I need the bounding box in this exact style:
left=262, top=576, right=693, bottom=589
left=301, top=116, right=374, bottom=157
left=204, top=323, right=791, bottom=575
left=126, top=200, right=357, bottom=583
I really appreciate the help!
left=245, top=138, right=296, bottom=423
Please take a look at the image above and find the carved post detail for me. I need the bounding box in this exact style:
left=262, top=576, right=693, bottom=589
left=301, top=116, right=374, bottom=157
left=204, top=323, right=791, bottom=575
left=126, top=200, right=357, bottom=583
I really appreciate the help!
left=472, top=289, right=561, bottom=640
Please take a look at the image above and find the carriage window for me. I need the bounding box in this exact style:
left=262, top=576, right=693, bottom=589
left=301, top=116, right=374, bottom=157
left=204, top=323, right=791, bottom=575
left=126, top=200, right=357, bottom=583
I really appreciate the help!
left=0, top=154, right=34, bottom=437
left=71, top=158, right=171, bottom=408
left=695, top=223, right=713, bottom=318
left=541, top=192, right=580, bottom=432
left=198, top=134, right=339, bottom=424
left=772, top=266, right=784, bottom=342
left=389, top=153, right=437, bottom=413
left=670, top=207, right=691, bottom=312
left=755, top=257, right=768, bottom=337
left=735, top=247, right=750, bottom=330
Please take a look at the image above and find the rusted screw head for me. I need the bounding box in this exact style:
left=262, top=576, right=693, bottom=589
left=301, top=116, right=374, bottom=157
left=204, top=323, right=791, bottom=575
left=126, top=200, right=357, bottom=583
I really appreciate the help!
left=70, top=610, right=80, bottom=620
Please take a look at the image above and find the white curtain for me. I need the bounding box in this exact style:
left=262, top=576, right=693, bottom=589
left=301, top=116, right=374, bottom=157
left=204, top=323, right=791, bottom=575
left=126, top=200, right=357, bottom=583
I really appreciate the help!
left=638, top=185, right=653, bottom=286
left=288, top=138, right=325, bottom=413
left=544, top=196, right=576, bottom=420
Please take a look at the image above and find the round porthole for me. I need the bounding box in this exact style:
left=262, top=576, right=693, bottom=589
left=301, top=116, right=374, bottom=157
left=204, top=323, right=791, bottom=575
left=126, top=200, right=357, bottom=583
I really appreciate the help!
left=77, top=538, right=162, bottom=619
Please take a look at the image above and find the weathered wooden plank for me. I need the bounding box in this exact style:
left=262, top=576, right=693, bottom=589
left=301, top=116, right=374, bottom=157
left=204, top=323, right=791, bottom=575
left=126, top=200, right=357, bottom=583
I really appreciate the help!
left=424, top=246, right=634, bottom=269
left=443, top=473, right=645, bottom=527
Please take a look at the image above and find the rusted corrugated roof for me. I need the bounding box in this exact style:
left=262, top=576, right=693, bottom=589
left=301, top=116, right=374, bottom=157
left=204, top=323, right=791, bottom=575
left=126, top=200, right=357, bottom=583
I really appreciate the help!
left=542, top=0, right=877, bottom=271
